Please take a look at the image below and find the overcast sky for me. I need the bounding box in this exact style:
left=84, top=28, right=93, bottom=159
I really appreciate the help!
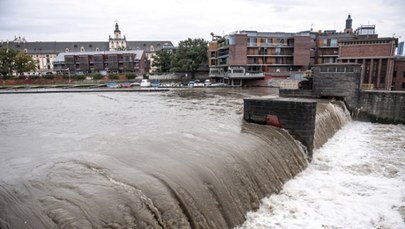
left=1, top=0, right=404, bottom=46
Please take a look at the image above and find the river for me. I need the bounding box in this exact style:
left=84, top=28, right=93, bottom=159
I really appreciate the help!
left=238, top=121, right=405, bottom=229
left=0, top=88, right=403, bottom=228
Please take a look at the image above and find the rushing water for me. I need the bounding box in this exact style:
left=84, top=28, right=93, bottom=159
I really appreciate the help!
left=237, top=122, right=405, bottom=229
left=0, top=88, right=309, bottom=228
left=1, top=88, right=403, bottom=229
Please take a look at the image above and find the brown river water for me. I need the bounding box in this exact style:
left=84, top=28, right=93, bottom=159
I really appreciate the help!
left=0, top=87, right=324, bottom=228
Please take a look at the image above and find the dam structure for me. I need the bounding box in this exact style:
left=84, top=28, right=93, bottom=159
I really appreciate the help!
left=0, top=73, right=402, bottom=228
left=0, top=89, right=355, bottom=229
left=244, top=63, right=404, bottom=158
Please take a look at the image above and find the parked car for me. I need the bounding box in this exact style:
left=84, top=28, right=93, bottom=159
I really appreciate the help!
left=140, top=79, right=151, bottom=87
left=204, top=79, right=212, bottom=87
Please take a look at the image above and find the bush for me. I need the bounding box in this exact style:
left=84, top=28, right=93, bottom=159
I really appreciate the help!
left=44, top=74, right=54, bottom=80
left=92, top=73, right=104, bottom=80
left=126, top=73, right=137, bottom=80
left=73, top=75, right=86, bottom=81
left=109, top=74, right=119, bottom=80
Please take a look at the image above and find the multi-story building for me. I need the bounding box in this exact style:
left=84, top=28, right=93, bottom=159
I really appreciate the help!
left=0, top=22, right=174, bottom=75
left=208, top=15, right=402, bottom=90
left=53, top=50, right=147, bottom=75
left=337, top=25, right=398, bottom=90
left=208, top=30, right=316, bottom=86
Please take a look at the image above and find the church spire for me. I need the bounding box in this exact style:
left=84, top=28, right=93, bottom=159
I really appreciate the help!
left=344, top=14, right=353, bottom=34
left=113, top=21, right=121, bottom=39
left=114, top=21, right=120, bottom=33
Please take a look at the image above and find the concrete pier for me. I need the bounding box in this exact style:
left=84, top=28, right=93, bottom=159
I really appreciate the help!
left=244, top=97, right=317, bottom=154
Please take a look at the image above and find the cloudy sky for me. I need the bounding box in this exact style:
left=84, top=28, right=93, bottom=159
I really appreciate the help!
left=1, top=0, right=404, bottom=45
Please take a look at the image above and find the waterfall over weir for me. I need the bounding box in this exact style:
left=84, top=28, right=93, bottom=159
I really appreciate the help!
left=314, top=100, right=352, bottom=150
left=0, top=90, right=351, bottom=229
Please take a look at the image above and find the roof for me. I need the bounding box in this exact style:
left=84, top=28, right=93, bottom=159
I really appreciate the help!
left=55, top=50, right=145, bottom=62
left=0, top=40, right=174, bottom=54
left=127, top=41, right=174, bottom=52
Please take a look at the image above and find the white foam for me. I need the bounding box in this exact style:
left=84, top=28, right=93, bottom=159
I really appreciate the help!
left=237, top=122, right=405, bottom=229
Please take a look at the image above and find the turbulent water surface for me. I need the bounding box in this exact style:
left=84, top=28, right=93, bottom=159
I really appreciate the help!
left=0, top=88, right=311, bottom=228
left=237, top=122, right=405, bottom=229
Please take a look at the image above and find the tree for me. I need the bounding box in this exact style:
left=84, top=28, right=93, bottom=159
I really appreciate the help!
left=152, top=49, right=173, bottom=73
left=171, top=38, right=208, bottom=78
left=0, top=48, right=17, bottom=79
left=14, top=52, right=36, bottom=75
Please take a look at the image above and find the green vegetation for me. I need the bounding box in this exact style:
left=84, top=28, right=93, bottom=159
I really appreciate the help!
left=0, top=48, right=36, bottom=78
left=92, top=73, right=104, bottom=80
left=125, top=73, right=137, bottom=80
left=171, top=38, right=208, bottom=78
left=152, top=38, right=208, bottom=78
left=152, top=49, right=173, bottom=73
left=109, top=74, right=119, bottom=80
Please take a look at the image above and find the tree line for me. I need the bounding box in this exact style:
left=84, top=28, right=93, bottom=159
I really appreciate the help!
left=0, top=38, right=208, bottom=80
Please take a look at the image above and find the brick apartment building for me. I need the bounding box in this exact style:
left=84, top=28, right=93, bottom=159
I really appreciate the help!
left=208, top=15, right=402, bottom=90
left=208, top=31, right=316, bottom=86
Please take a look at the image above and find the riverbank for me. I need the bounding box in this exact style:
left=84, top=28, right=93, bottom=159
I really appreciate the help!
left=0, top=87, right=169, bottom=94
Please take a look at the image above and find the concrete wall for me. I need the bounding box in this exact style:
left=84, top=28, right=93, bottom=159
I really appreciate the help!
left=357, top=91, right=405, bottom=124
left=313, top=64, right=361, bottom=111
left=244, top=97, right=317, bottom=155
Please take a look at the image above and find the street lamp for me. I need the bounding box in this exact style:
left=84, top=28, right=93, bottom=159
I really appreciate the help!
left=66, top=68, right=71, bottom=84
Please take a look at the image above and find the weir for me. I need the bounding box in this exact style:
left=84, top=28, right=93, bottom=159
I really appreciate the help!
left=0, top=92, right=353, bottom=229
left=244, top=98, right=351, bottom=158
left=0, top=88, right=377, bottom=229
left=0, top=124, right=311, bottom=228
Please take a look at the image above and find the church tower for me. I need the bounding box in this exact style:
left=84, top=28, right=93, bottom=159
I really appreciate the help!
left=109, top=21, right=127, bottom=51
left=344, top=14, right=353, bottom=34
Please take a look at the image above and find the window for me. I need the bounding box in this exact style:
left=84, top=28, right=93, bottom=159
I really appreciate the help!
left=402, top=82, right=405, bottom=89
left=403, top=71, right=405, bottom=78
left=80, top=46, right=85, bottom=52
left=346, top=67, right=354, bottom=72
left=337, top=66, right=345, bottom=72
left=328, top=67, right=336, bottom=72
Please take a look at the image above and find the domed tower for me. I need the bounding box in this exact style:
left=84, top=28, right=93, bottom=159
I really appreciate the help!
left=109, top=21, right=127, bottom=51
left=344, top=14, right=353, bottom=34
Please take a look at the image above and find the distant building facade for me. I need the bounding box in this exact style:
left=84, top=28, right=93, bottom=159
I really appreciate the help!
left=53, top=50, right=147, bottom=75
left=393, top=56, right=405, bottom=90
left=208, top=15, right=402, bottom=90
left=0, top=22, right=174, bottom=75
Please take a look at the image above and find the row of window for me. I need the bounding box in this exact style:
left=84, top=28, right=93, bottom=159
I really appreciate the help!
left=319, top=66, right=356, bottom=73
left=341, top=40, right=392, bottom=46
